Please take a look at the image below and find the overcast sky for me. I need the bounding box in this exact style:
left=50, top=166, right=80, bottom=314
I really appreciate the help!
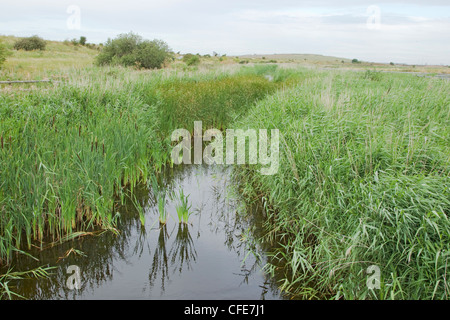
left=1, top=0, right=449, bottom=65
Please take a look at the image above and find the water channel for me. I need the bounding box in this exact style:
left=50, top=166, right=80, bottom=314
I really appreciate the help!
left=5, top=164, right=288, bottom=300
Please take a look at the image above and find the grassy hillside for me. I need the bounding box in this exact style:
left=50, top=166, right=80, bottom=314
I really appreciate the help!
left=0, top=35, right=99, bottom=80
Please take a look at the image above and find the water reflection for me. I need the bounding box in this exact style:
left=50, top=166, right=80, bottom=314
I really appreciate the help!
left=3, top=164, right=288, bottom=300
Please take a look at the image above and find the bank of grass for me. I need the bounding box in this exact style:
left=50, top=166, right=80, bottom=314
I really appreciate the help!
left=0, top=36, right=99, bottom=81
left=234, top=69, right=450, bottom=299
left=0, top=64, right=296, bottom=266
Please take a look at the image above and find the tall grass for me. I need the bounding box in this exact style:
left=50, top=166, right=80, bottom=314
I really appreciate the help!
left=234, top=70, right=450, bottom=299
left=0, top=266, right=55, bottom=299
left=175, top=189, right=192, bottom=224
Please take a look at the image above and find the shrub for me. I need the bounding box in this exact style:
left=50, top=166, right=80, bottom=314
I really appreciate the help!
left=79, top=36, right=87, bottom=46
left=351, top=58, right=360, bottom=64
left=363, top=69, right=382, bottom=81
left=183, top=53, right=200, bottom=66
left=135, top=39, right=172, bottom=69
left=13, top=35, right=46, bottom=51
left=95, top=32, right=172, bottom=69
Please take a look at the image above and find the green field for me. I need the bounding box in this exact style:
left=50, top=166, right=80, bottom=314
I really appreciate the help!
left=1, top=36, right=449, bottom=300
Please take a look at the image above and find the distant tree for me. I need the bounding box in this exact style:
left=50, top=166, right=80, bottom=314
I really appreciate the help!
left=95, top=32, right=172, bottom=69
left=352, top=58, right=360, bottom=64
left=79, top=36, right=87, bottom=46
left=13, top=35, right=46, bottom=51
left=135, top=39, right=173, bottom=69
left=390, top=62, right=395, bottom=66
left=183, top=53, right=200, bottom=66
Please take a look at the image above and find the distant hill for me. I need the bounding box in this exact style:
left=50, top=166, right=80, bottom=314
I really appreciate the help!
left=0, top=35, right=100, bottom=80
left=235, top=53, right=353, bottom=64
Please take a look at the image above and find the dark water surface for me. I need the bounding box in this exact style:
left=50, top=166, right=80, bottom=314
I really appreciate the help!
left=4, top=164, right=287, bottom=300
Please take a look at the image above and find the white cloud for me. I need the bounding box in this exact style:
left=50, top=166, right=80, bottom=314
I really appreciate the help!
left=0, top=1, right=449, bottom=64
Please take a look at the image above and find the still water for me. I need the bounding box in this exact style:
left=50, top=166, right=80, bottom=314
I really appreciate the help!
left=5, top=164, right=287, bottom=300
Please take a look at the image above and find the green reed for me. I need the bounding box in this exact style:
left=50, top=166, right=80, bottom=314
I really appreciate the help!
left=175, top=189, right=192, bottom=224
left=233, top=69, right=450, bottom=299
left=0, top=64, right=287, bottom=265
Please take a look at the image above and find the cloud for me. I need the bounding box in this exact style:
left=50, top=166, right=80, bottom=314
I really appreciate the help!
left=0, top=1, right=449, bottom=64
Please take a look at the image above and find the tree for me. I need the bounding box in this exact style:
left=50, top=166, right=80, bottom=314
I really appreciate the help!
left=183, top=53, right=200, bottom=66
left=79, top=36, right=87, bottom=46
left=13, top=35, right=46, bottom=51
left=95, top=32, right=172, bottom=69
left=135, top=39, right=172, bottom=69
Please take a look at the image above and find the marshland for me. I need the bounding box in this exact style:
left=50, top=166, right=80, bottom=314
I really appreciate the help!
left=0, top=34, right=449, bottom=300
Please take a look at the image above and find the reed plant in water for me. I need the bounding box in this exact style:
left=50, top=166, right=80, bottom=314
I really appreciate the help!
left=157, top=194, right=167, bottom=225
left=175, top=189, right=192, bottom=224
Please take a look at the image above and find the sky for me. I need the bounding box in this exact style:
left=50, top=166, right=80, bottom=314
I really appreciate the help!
left=1, top=0, right=449, bottom=65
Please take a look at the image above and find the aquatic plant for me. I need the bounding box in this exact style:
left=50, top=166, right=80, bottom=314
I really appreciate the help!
left=157, top=194, right=168, bottom=225
left=175, top=189, right=192, bottom=224
left=0, top=266, right=55, bottom=299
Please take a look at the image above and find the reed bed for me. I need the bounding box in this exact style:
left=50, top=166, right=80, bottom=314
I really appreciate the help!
left=0, top=65, right=285, bottom=265
left=233, top=69, right=450, bottom=299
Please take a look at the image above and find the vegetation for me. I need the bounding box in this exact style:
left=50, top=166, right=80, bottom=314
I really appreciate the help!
left=0, top=35, right=99, bottom=81
left=1, top=35, right=449, bottom=300
left=0, top=266, right=54, bottom=299
left=0, top=64, right=283, bottom=266
left=0, top=40, right=9, bottom=67
left=234, top=69, right=450, bottom=299
left=175, top=189, right=192, bottom=224
left=151, top=175, right=168, bottom=225
left=95, top=32, right=172, bottom=69
left=79, top=36, right=87, bottom=46
left=183, top=53, right=200, bottom=66
left=13, top=35, right=46, bottom=51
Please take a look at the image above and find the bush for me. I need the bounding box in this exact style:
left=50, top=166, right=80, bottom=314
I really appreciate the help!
left=95, top=32, right=172, bottom=69
left=351, top=58, right=360, bottom=64
left=13, top=35, right=46, bottom=51
left=79, top=36, right=87, bottom=46
left=363, top=69, right=382, bottom=81
left=183, top=53, right=200, bottom=66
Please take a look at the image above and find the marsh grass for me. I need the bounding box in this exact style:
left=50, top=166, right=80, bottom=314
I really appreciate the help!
left=175, top=189, right=192, bottom=224
left=157, top=194, right=168, bottom=225
left=151, top=175, right=168, bottom=225
left=0, top=65, right=289, bottom=265
left=0, top=265, right=55, bottom=299
left=234, top=69, right=450, bottom=299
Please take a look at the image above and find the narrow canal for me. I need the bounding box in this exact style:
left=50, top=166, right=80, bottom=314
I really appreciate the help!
left=4, top=164, right=288, bottom=300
